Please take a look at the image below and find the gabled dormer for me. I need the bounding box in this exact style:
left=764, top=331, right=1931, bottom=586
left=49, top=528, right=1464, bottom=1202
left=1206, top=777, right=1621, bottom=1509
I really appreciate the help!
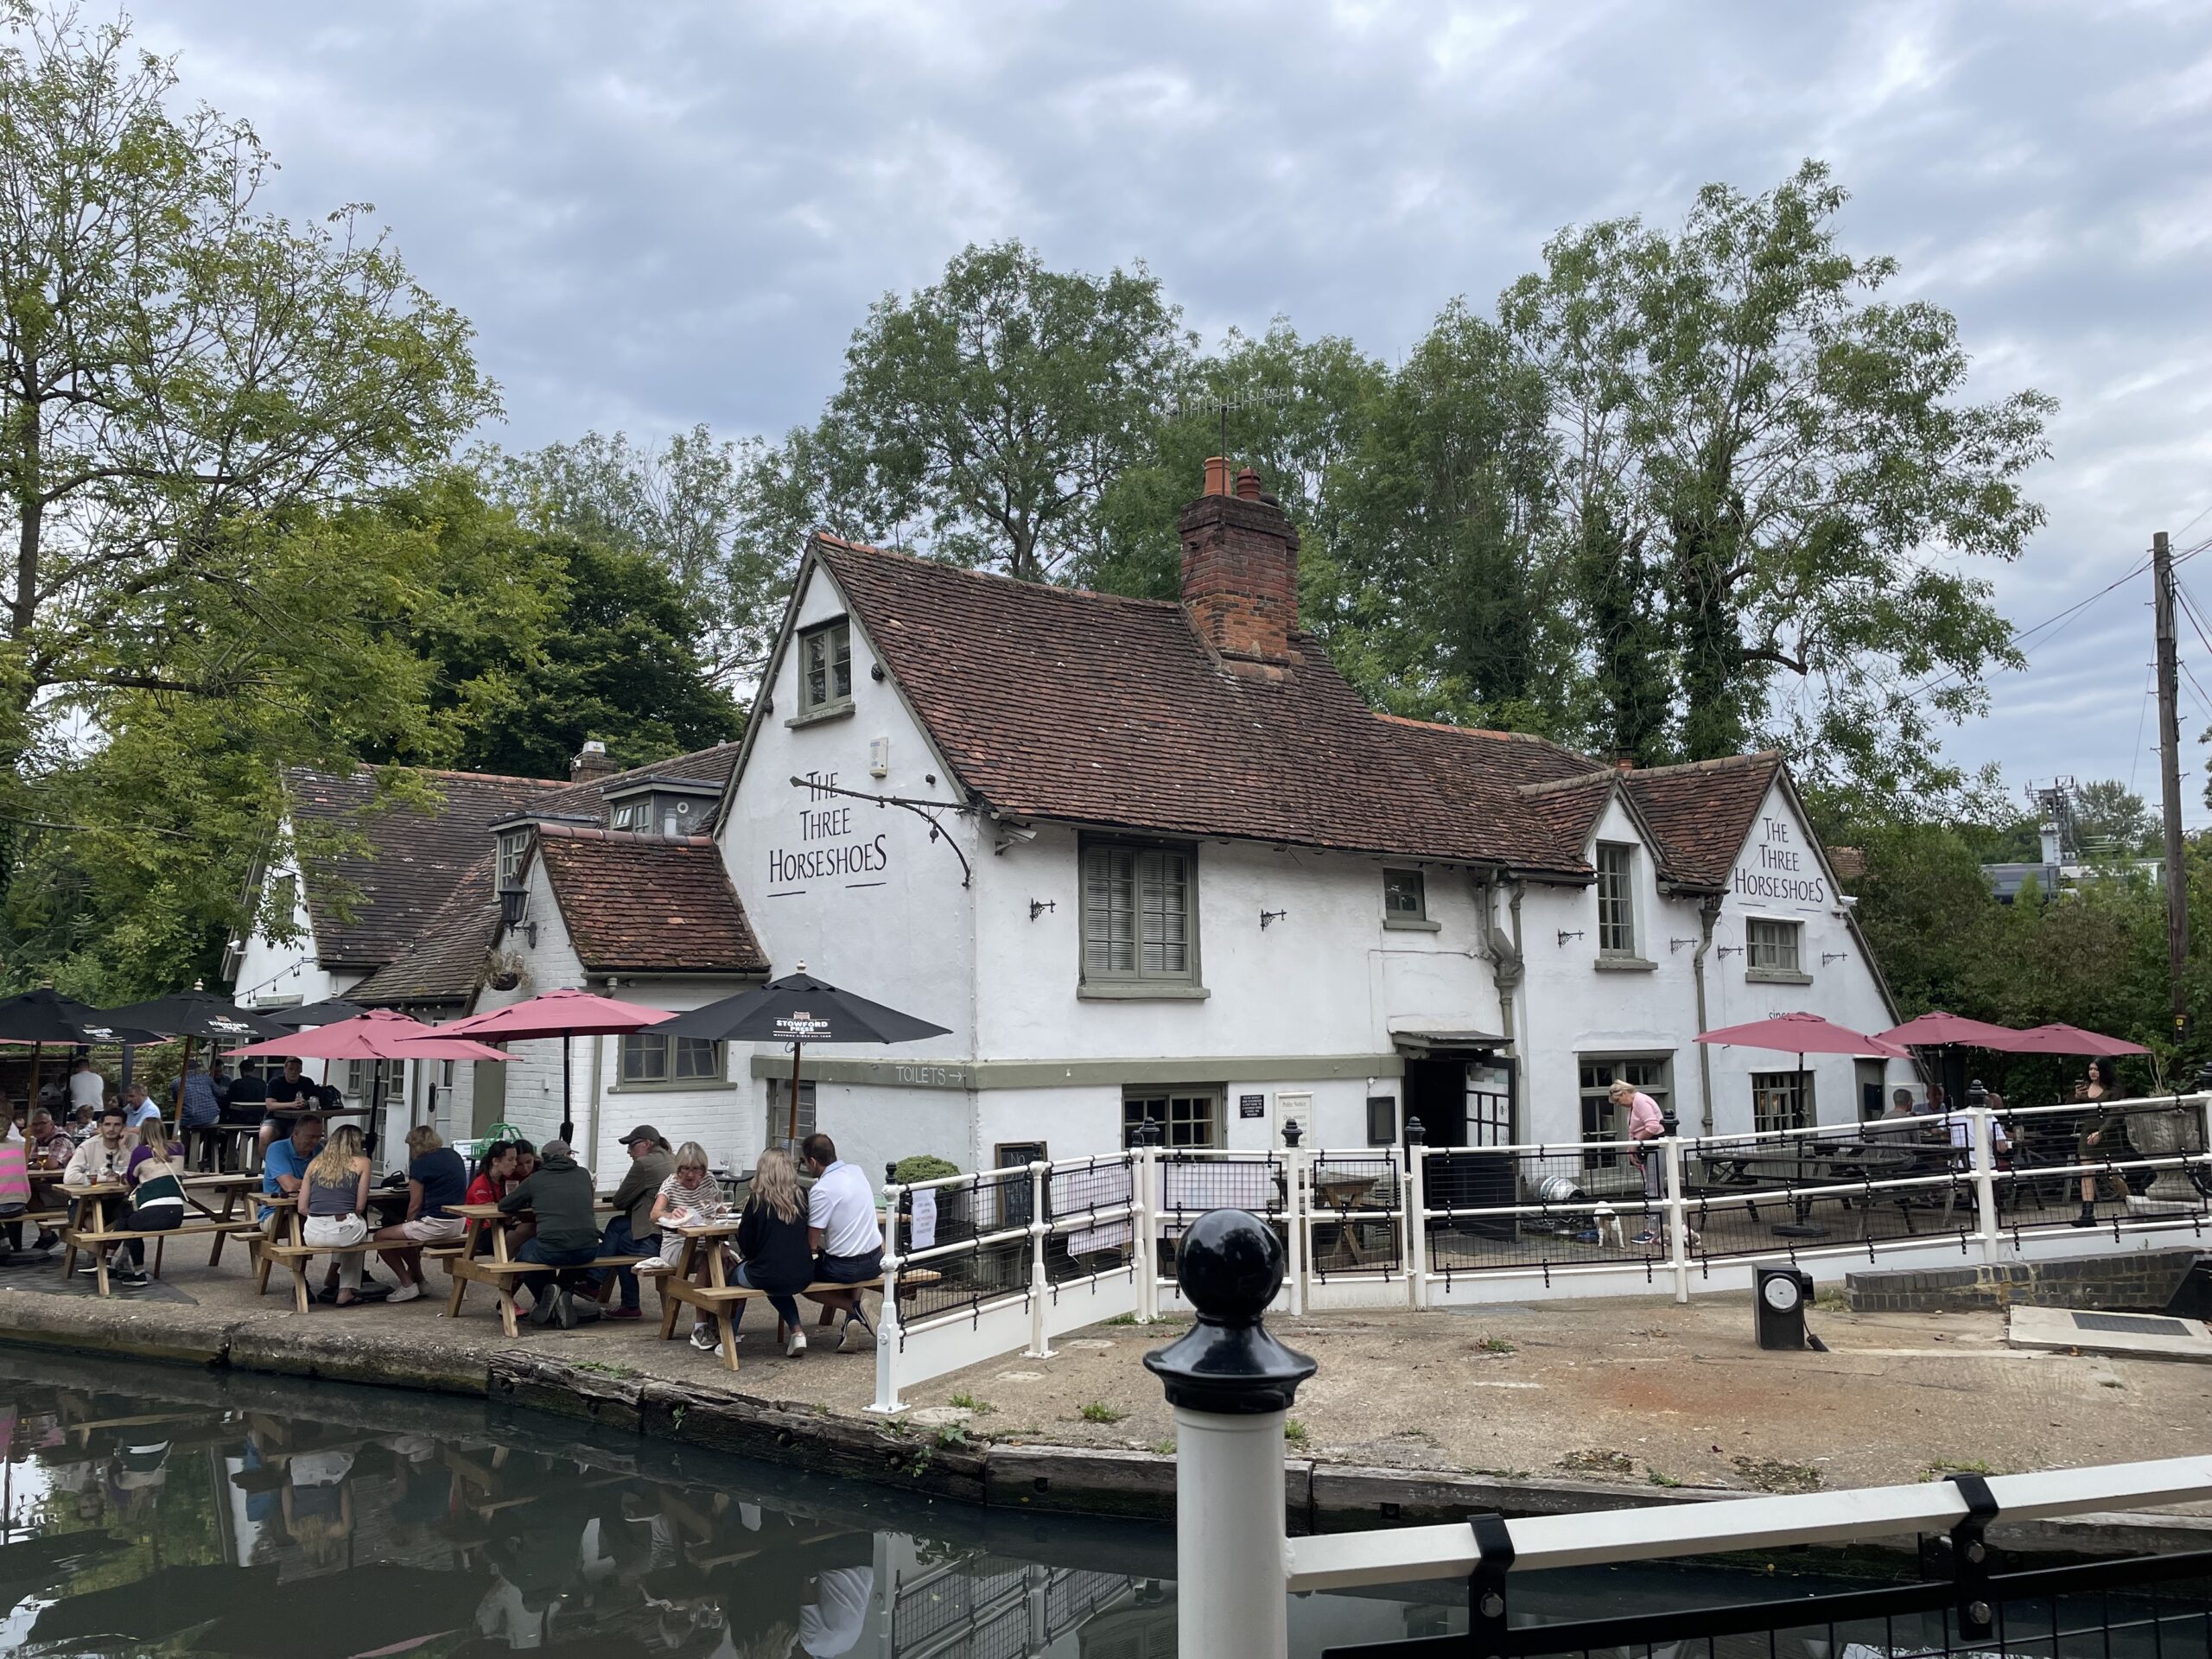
left=601, top=777, right=724, bottom=837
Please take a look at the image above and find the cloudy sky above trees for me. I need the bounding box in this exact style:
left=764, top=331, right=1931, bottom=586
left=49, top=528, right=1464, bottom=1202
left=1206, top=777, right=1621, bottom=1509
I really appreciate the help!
left=142, top=1, right=2212, bottom=814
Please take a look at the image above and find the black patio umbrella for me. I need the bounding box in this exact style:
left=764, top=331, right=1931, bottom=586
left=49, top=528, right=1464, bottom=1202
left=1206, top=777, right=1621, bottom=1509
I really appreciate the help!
left=104, top=987, right=293, bottom=1122
left=264, top=997, right=368, bottom=1029
left=658, top=964, right=950, bottom=1147
left=0, top=988, right=164, bottom=1110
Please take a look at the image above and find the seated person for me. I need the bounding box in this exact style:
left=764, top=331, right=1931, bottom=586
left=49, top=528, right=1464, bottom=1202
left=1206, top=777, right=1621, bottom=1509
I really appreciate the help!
left=110, top=1122, right=188, bottom=1287
left=221, top=1063, right=268, bottom=1126
left=647, top=1144, right=734, bottom=1351
left=260, top=1112, right=326, bottom=1222
left=733, top=1147, right=814, bottom=1358
left=596, top=1124, right=672, bottom=1320
left=799, top=1133, right=882, bottom=1351
left=63, top=1106, right=136, bottom=1188
left=120, top=1082, right=162, bottom=1131
left=258, top=1058, right=315, bottom=1154
left=372, top=1125, right=468, bottom=1303
left=497, top=1138, right=600, bottom=1328
left=299, top=1126, right=373, bottom=1309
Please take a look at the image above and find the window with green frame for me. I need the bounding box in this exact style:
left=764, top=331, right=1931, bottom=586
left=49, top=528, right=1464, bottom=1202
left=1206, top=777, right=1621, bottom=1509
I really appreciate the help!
left=1080, top=838, right=1197, bottom=986
left=798, top=618, right=852, bottom=714
left=619, top=1032, right=727, bottom=1087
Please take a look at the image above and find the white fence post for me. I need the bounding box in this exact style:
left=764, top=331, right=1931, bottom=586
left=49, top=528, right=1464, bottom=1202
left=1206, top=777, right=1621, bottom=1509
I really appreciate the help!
left=1135, top=1129, right=1160, bottom=1324
left=1406, top=1135, right=1428, bottom=1311
left=1147, top=1208, right=1315, bottom=1659
left=868, top=1178, right=906, bottom=1414
left=1025, top=1160, right=1055, bottom=1360
left=1663, top=1136, right=1689, bottom=1304
left=1283, top=1133, right=1307, bottom=1318
left=1970, top=1107, right=2000, bottom=1264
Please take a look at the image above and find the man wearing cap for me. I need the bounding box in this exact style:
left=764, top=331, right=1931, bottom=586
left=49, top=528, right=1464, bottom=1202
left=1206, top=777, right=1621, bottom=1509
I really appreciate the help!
left=598, top=1125, right=673, bottom=1319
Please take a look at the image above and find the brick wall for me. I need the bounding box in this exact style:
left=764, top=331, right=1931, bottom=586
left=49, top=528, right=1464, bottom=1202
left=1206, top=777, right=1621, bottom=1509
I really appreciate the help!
left=1844, top=1249, right=2201, bottom=1314
left=1178, top=492, right=1300, bottom=666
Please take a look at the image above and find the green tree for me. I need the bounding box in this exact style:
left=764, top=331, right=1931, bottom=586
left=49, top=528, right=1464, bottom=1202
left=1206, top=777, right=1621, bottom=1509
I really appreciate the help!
left=1502, top=162, right=2052, bottom=791
left=2071, top=779, right=2155, bottom=855
left=0, top=6, right=493, bottom=913
left=486, top=424, right=798, bottom=689
left=824, top=240, right=1192, bottom=582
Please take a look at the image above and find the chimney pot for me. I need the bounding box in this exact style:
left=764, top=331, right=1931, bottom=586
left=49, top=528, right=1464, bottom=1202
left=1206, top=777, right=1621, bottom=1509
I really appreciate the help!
left=1236, top=467, right=1262, bottom=501
left=1614, top=755, right=1636, bottom=772
left=1177, top=470, right=1301, bottom=671
left=1203, top=456, right=1231, bottom=497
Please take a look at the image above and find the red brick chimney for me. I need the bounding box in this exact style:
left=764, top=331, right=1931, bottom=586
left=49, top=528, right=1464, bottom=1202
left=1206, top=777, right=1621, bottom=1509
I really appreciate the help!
left=570, top=740, right=619, bottom=785
left=1179, top=458, right=1300, bottom=675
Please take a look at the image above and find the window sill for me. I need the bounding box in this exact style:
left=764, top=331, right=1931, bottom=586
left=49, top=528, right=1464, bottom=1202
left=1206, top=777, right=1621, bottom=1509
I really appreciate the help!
left=1382, top=916, right=1442, bottom=932
left=785, top=698, right=855, bottom=729
left=1077, top=982, right=1211, bottom=1001
left=1745, top=968, right=1814, bottom=986
left=1594, top=955, right=1657, bottom=973
left=609, top=1080, right=739, bottom=1094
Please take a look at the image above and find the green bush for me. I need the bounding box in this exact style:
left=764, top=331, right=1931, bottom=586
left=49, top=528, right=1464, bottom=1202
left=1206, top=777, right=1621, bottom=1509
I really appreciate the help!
left=893, top=1154, right=960, bottom=1184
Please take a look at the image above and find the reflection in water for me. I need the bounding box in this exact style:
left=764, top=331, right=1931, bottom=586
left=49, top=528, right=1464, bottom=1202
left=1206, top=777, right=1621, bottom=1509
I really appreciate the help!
left=1, top=1351, right=1203, bottom=1659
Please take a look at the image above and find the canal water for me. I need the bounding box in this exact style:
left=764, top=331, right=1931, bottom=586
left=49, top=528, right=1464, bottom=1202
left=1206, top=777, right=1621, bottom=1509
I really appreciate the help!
left=0, top=1349, right=1891, bottom=1658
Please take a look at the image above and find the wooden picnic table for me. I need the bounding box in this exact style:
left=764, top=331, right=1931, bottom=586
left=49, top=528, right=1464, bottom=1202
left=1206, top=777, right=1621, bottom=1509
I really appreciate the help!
left=57, top=1171, right=272, bottom=1291
left=1692, top=1141, right=1924, bottom=1236
left=442, top=1198, right=629, bottom=1338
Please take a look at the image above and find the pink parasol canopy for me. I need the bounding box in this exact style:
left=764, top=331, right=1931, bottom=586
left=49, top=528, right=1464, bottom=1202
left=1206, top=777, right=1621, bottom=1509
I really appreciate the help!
left=419, top=987, right=673, bottom=1042
left=226, top=1007, right=511, bottom=1064
left=1695, top=1013, right=1904, bottom=1058
left=2011, top=1022, right=2152, bottom=1058
left=1874, top=1011, right=2043, bottom=1052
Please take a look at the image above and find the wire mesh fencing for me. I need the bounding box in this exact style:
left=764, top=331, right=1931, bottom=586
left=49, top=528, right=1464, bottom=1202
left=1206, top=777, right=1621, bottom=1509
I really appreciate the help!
left=1421, top=1140, right=1666, bottom=1281
left=892, top=1163, right=1037, bottom=1327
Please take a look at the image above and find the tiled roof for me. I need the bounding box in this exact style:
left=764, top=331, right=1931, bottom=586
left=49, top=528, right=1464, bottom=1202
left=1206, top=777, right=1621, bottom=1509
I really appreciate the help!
left=348, top=860, right=501, bottom=1007
left=817, top=537, right=1589, bottom=868
left=284, top=742, right=747, bottom=975
left=1621, top=752, right=1784, bottom=887
left=533, top=825, right=768, bottom=976
left=1515, top=771, right=1619, bottom=865
left=286, top=768, right=567, bottom=970
left=1376, top=717, right=1605, bottom=875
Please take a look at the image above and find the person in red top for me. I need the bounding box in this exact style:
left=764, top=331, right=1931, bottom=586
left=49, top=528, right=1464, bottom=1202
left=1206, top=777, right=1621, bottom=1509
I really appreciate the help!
left=463, top=1142, right=517, bottom=1209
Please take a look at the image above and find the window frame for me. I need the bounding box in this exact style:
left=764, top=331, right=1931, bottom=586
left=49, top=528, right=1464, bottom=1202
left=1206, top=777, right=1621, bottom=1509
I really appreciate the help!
left=496, top=830, right=530, bottom=890
left=1594, top=842, right=1638, bottom=957
left=766, top=1077, right=817, bottom=1157
left=1078, top=836, right=1205, bottom=997
left=615, top=1032, right=730, bottom=1092
left=1751, top=1069, right=1815, bottom=1135
left=796, top=618, right=854, bottom=718
left=1576, top=1053, right=1672, bottom=1172
left=1382, top=868, right=1438, bottom=931
left=1121, top=1087, right=1223, bottom=1150
left=1745, top=917, right=1810, bottom=982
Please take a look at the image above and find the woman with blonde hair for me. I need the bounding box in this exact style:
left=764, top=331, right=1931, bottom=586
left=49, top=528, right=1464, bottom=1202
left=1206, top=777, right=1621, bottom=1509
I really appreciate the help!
left=648, top=1141, right=733, bottom=1351
left=734, top=1147, right=813, bottom=1357
left=300, top=1124, right=372, bottom=1306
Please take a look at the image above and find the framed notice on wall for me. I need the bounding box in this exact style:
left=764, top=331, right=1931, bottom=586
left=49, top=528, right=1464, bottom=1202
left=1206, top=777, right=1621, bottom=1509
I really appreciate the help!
left=1238, top=1093, right=1265, bottom=1119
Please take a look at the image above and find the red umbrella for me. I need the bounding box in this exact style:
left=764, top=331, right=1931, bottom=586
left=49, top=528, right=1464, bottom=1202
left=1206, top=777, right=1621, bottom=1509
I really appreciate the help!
left=227, top=1008, right=512, bottom=1064
left=1695, top=1013, right=1905, bottom=1057
left=1874, top=1011, right=2044, bottom=1052
left=2011, top=1022, right=2152, bottom=1058
left=412, top=988, right=674, bottom=1145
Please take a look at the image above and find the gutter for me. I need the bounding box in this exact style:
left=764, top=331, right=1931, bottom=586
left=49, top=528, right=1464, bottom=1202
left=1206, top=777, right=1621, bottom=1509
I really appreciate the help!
left=1692, top=895, right=1720, bottom=1134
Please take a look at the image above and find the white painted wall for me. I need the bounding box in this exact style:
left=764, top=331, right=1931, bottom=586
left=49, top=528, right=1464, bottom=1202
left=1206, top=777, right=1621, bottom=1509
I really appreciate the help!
left=230, top=830, right=358, bottom=1016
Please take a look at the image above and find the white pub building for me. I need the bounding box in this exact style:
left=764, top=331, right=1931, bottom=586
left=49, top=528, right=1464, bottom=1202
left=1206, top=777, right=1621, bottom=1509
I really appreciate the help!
left=714, top=461, right=1900, bottom=1178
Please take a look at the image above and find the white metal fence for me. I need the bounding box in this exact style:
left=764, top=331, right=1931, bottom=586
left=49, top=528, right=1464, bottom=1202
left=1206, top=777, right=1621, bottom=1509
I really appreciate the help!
left=869, top=1091, right=2212, bottom=1412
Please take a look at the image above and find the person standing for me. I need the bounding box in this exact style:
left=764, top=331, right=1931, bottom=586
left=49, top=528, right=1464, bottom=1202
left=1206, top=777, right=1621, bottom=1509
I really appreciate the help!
left=2073, top=1058, right=2125, bottom=1227
left=1611, top=1080, right=1668, bottom=1247
left=371, top=1125, right=468, bottom=1304
left=497, top=1137, right=601, bottom=1328
left=300, top=1125, right=372, bottom=1307
left=597, top=1125, right=672, bottom=1322
left=734, top=1147, right=815, bottom=1358
left=67, top=1057, right=106, bottom=1122
left=173, top=1059, right=221, bottom=1170
left=800, top=1133, right=882, bottom=1350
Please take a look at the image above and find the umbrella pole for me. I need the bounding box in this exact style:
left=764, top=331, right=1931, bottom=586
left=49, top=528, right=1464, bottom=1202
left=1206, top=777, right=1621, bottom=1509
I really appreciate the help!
left=787, top=1040, right=804, bottom=1152
left=25, top=1041, right=40, bottom=1122
left=558, top=1036, right=574, bottom=1147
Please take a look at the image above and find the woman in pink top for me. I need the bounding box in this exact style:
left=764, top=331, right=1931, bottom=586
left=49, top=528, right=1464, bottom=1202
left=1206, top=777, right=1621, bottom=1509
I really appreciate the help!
left=1611, top=1080, right=1668, bottom=1243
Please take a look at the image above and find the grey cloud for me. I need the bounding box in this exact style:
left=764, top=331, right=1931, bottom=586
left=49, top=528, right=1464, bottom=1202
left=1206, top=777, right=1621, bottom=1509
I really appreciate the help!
left=131, top=0, right=2212, bottom=811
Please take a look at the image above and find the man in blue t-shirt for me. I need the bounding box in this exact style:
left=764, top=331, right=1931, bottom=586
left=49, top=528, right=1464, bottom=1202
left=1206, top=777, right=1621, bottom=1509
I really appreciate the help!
left=259, top=1113, right=325, bottom=1221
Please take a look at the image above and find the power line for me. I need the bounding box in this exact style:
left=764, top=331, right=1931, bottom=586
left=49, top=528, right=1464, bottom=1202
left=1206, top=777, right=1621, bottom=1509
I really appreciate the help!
left=2128, top=662, right=2155, bottom=796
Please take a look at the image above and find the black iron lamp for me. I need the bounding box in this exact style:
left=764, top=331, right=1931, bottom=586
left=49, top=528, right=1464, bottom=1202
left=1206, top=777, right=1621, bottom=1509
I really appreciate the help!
left=498, top=887, right=527, bottom=927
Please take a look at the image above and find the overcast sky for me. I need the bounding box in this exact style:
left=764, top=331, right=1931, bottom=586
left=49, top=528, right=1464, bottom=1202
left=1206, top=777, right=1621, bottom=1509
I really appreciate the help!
left=138, top=1, right=2212, bottom=821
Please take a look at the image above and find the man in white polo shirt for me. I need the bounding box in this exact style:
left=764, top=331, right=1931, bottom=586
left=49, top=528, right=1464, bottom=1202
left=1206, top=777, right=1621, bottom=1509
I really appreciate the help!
left=801, top=1132, right=881, bottom=1351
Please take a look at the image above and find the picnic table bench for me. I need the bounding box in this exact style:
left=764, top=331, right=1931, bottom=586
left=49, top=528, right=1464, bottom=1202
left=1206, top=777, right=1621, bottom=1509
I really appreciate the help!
left=56, top=1173, right=270, bottom=1296
left=1689, top=1139, right=1929, bottom=1237
left=441, top=1200, right=643, bottom=1337
left=653, top=1217, right=937, bottom=1372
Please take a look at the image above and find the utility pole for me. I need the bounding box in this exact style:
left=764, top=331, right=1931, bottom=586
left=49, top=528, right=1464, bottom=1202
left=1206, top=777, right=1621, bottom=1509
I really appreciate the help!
left=2152, top=529, right=2191, bottom=1047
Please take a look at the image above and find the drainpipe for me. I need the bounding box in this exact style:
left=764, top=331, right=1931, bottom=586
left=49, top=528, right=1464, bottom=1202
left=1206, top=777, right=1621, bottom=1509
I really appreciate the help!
left=1476, top=874, right=1528, bottom=1129
left=1691, top=895, right=1721, bottom=1134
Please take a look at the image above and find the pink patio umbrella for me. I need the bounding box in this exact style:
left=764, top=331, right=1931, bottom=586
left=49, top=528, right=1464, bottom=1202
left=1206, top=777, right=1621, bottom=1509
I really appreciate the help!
left=1695, top=1012, right=1906, bottom=1058
left=1873, top=1011, right=2044, bottom=1052
left=410, top=988, right=674, bottom=1145
left=228, top=1009, right=511, bottom=1154
left=2011, top=1022, right=2152, bottom=1058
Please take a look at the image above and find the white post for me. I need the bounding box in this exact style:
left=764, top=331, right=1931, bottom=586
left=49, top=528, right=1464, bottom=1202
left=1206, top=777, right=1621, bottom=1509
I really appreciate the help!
left=1405, top=1139, right=1428, bottom=1311
left=1663, top=1137, right=1689, bottom=1304
left=868, top=1182, right=906, bottom=1414
left=1283, top=1140, right=1306, bottom=1318
left=1135, top=1141, right=1159, bottom=1324
left=1147, top=1208, right=1314, bottom=1659
left=1969, top=1108, right=2000, bottom=1264
left=1025, top=1161, right=1055, bottom=1360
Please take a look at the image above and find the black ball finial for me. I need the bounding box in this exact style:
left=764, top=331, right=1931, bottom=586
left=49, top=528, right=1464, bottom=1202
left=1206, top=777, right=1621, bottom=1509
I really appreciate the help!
left=1281, top=1120, right=1303, bottom=1147
left=1144, top=1209, right=1316, bottom=1414
left=1404, top=1116, right=1427, bottom=1147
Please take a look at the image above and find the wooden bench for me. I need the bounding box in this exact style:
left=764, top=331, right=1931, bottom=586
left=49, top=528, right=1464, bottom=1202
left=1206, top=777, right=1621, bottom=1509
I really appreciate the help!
left=444, top=1252, right=652, bottom=1337
left=69, top=1217, right=267, bottom=1296
left=656, top=1256, right=941, bottom=1371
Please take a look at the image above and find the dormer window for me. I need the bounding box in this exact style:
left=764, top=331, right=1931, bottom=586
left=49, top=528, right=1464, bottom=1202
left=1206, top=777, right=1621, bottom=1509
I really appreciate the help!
left=798, top=619, right=852, bottom=716
left=496, top=830, right=530, bottom=889
left=610, top=803, right=639, bottom=831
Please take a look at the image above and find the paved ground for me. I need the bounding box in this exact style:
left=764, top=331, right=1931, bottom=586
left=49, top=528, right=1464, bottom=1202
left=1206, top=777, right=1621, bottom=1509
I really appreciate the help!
left=3, top=1246, right=2205, bottom=1497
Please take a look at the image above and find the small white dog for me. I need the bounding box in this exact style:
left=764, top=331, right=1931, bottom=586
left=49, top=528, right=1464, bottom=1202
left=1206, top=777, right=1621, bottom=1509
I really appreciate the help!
left=1590, top=1203, right=1626, bottom=1249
